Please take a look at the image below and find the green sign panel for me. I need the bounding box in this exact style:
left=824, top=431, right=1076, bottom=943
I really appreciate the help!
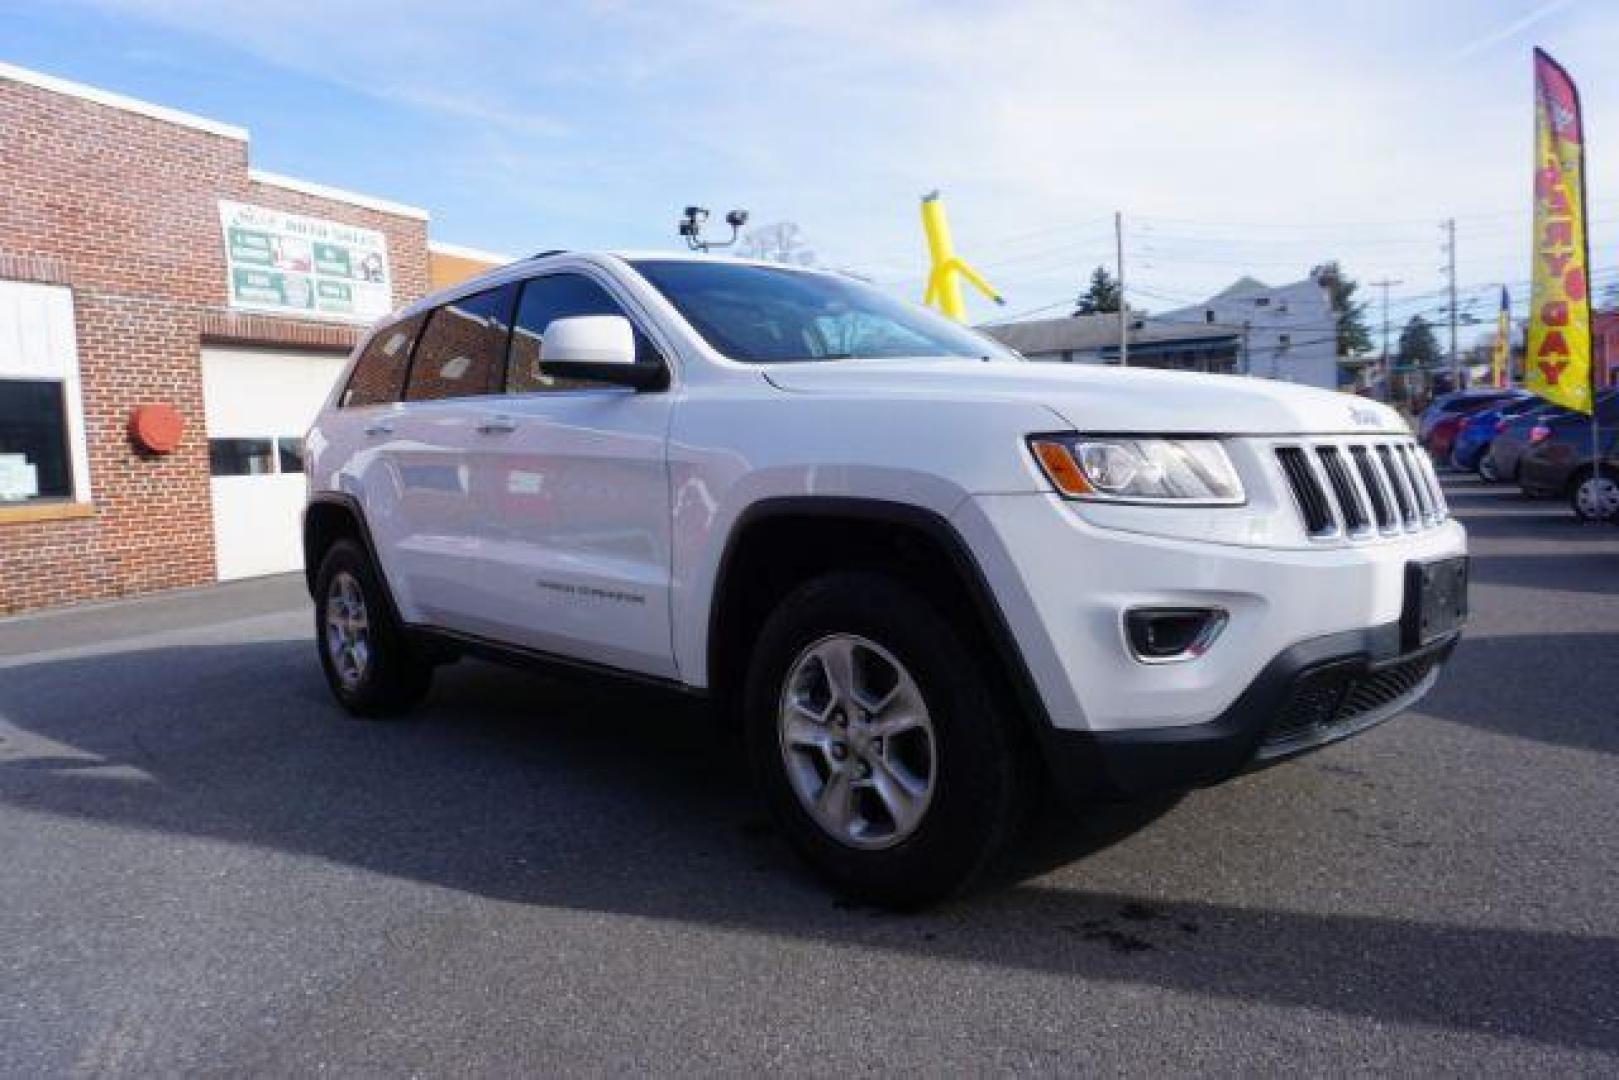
left=218, top=200, right=392, bottom=322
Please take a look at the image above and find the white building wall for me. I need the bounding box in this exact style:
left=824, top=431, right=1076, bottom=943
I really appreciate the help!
left=1164, top=278, right=1340, bottom=389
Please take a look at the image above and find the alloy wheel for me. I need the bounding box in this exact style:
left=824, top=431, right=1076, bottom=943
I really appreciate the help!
left=325, top=570, right=372, bottom=690
left=1576, top=474, right=1619, bottom=520
left=777, top=634, right=937, bottom=850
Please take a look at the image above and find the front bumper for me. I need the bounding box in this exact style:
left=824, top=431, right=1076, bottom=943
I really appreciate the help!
left=950, top=490, right=1466, bottom=801
left=952, top=493, right=1467, bottom=735
left=1038, top=623, right=1459, bottom=799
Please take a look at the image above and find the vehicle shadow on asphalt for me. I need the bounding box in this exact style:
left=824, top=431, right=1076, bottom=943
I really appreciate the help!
left=1455, top=509, right=1619, bottom=544
left=1416, top=631, right=1617, bottom=756
left=1, top=639, right=1614, bottom=1054
left=1469, top=551, right=1619, bottom=595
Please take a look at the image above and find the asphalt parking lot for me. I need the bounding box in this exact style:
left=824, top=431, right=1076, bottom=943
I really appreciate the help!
left=2, top=475, right=1615, bottom=1075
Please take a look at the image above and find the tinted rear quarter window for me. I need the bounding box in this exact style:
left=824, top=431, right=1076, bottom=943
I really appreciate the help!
left=406, top=284, right=518, bottom=402
left=342, top=313, right=426, bottom=407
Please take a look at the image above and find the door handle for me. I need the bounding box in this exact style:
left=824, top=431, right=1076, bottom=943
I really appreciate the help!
left=364, top=421, right=394, bottom=437
left=477, top=415, right=518, bottom=435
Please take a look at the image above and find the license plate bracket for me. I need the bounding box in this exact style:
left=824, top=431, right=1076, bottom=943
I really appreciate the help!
left=1401, top=556, right=1469, bottom=650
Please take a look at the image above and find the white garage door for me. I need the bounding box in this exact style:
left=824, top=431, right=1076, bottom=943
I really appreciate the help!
left=202, top=346, right=348, bottom=581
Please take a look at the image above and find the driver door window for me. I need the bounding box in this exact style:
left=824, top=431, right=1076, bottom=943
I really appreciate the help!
left=506, top=273, right=661, bottom=393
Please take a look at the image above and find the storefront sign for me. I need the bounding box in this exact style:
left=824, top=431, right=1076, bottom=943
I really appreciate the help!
left=218, top=201, right=392, bottom=322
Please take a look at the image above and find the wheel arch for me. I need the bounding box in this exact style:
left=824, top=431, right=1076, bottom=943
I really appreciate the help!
left=704, top=497, right=1052, bottom=739
left=302, top=494, right=407, bottom=627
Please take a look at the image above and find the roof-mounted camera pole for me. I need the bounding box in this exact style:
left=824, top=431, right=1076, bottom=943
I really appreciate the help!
left=679, top=206, right=749, bottom=252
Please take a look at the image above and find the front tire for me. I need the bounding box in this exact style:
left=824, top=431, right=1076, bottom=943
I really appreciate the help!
left=1478, top=451, right=1500, bottom=483
left=314, top=540, right=432, bottom=717
left=1570, top=467, right=1619, bottom=522
left=743, top=572, right=1024, bottom=908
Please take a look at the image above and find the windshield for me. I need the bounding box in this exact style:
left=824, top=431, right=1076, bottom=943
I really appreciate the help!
left=628, top=259, right=1018, bottom=364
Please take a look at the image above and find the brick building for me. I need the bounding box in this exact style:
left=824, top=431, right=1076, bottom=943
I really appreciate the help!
left=0, top=62, right=503, bottom=614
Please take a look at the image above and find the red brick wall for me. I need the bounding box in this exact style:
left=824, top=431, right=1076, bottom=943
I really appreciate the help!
left=0, top=76, right=430, bottom=614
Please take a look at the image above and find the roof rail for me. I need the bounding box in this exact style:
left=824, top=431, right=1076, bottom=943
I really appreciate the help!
left=530, top=249, right=568, bottom=260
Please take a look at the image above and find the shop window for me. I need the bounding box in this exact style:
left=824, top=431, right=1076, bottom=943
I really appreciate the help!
left=0, top=281, right=89, bottom=507
left=406, top=284, right=517, bottom=402
left=209, top=438, right=275, bottom=477
left=277, top=437, right=305, bottom=474
left=0, top=380, right=73, bottom=503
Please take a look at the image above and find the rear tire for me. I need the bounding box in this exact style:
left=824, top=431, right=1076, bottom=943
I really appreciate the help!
left=1478, top=451, right=1500, bottom=483
left=314, top=540, right=432, bottom=717
left=1569, top=467, right=1619, bottom=522
left=743, top=572, right=1025, bottom=909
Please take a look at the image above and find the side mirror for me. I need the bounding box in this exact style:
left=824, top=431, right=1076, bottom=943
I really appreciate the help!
left=539, top=315, right=667, bottom=391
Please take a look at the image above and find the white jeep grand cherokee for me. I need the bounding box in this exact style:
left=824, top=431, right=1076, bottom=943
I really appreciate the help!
left=304, top=251, right=1467, bottom=907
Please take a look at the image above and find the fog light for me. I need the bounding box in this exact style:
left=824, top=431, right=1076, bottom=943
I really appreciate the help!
left=1124, top=607, right=1228, bottom=663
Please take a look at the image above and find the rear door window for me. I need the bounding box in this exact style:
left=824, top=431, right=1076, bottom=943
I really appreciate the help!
left=342, top=312, right=426, bottom=407
left=405, top=284, right=518, bottom=402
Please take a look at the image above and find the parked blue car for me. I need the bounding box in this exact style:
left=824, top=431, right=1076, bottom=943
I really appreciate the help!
left=1451, top=395, right=1546, bottom=477
left=1419, top=389, right=1525, bottom=443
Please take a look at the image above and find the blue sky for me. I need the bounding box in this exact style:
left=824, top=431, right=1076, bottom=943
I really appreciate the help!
left=3, top=0, right=1617, bottom=338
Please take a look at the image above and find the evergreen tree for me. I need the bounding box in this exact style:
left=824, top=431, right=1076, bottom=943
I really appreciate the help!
left=1073, top=266, right=1121, bottom=316
left=1311, top=261, right=1373, bottom=356
left=1396, top=314, right=1442, bottom=370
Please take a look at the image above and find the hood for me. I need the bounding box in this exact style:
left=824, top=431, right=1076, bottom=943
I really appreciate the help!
left=762, top=360, right=1407, bottom=437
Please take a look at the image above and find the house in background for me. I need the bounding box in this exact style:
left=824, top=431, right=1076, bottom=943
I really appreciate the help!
left=982, top=272, right=1350, bottom=391
left=981, top=311, right=1242, bottom=372
left=1157, top=274, right=1341, bottom=389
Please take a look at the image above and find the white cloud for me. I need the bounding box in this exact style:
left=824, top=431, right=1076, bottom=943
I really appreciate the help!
left=68, top=0, right=1619, bottom=330
left=1449, top=0, right=1576, bottom=62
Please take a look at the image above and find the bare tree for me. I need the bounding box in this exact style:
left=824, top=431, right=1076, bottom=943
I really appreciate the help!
left=737, top=221, right=817, bottom=267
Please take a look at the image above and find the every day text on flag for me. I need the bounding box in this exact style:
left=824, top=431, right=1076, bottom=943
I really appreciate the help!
left=1527, top=49, right=1594, bottom=414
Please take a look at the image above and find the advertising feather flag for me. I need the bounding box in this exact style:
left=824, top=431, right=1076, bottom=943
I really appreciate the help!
left=1527, top=49, right=1594, bottom=414
left=1493, top=286, right=1511, bottom=388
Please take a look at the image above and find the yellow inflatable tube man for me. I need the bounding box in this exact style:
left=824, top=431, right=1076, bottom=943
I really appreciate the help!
left=920, top=190, right=1004, bottom=322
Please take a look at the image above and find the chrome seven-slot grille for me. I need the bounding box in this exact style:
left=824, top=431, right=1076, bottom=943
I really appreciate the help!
left=1274, top=438, right=1448, bottom=540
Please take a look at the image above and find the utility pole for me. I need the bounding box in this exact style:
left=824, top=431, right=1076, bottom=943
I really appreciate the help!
left=1441, top=217, right=1459, bottom=390
left=1114, top=211, right=1128, bottom=367
left=1369, top=278, right=1403, bottom=402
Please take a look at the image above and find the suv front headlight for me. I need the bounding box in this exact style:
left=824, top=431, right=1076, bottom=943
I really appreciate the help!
left=1028, top=435, right=1244, bottom=505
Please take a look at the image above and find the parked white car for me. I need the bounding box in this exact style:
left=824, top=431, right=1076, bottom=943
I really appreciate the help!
left=304, top=252, right=1468, bottom=906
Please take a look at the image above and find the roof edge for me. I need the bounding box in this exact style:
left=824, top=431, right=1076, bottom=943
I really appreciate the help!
left=0, top=59, right=249, bottom=140
left=428, top=240, right=516, bottom=264
left=248, top=169, right=429, bottom=221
